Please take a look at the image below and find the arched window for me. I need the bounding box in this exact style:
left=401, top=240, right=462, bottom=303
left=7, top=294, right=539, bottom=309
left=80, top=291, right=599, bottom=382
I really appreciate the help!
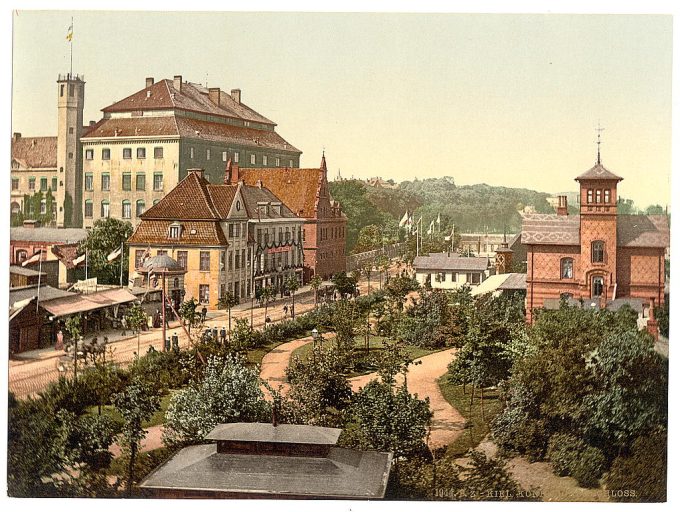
left=591, top=241, right=605, bottom=263
left=560, top=258, right=573, bottom=279
left=10, top=201, right=20, bottom=214
left=122, top=200, right=131, bottom=219
left=101, top=200, right=110, bottom=218
left=136, top=200, right=146, bottom=217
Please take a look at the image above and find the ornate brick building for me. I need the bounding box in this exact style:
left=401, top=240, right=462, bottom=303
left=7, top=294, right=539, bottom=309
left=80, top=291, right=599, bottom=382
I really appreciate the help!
left=522, top=159, right=669, bottom=323
left=227, top=154, right=347, bottom=282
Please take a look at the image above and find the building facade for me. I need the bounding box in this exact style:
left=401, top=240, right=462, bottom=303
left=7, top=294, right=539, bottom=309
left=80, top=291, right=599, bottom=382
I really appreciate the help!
left=11, top=74, right=86, bottom=227
left=127, top=169, right=304, bottom=309
left=229, top=154, right=347, bottom=281
left=413, top=253, right=493, bottom=290
left=522, top=161, right=669, bottom=323
left=82, top=75, right=301, bottom=228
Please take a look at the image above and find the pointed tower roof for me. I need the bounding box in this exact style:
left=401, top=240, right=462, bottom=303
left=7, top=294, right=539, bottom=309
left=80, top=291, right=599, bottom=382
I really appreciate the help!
left=320, top=151, right=327, bottom=172
left=575, top=163, right=623, bottom=182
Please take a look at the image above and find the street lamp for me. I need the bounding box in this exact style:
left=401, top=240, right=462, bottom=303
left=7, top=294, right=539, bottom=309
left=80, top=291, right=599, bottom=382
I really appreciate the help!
left=312, top=327, right=322, bottom=363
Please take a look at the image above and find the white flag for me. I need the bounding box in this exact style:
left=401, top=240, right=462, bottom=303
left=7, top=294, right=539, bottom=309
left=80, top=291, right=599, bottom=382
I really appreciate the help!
left=73, top=253, right=86, bottom=266
left=436, top=213, right=441, bottom=226
left=107, top=246, right=122, bottom=262
left=22, top=250, right=43, bottom=267
left=399, top=211, right=409, bottom=228
left=427, top=220, right=435, bottom=235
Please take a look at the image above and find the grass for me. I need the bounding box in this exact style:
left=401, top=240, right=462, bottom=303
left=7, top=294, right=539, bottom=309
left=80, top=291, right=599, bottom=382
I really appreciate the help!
left=290, top=334, right=438, bottom=376
left=437, top=376, right=504, bottom=458
left=86, top=392, right=174, bottom=429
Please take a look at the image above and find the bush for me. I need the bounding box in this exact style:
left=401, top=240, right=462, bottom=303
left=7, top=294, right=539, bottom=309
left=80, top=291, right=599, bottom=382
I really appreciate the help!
left=546, top=433, right=605, bottom=487
left=571, top=445, right=606, bottom=488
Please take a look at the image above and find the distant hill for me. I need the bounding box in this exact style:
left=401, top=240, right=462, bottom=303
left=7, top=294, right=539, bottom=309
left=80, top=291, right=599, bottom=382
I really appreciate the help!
left=330, top=177, right=555, bottom=252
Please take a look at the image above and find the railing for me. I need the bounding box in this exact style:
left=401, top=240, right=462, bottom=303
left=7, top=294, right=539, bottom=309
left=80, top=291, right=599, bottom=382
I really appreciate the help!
left=346, top=242, right=406, bottom=271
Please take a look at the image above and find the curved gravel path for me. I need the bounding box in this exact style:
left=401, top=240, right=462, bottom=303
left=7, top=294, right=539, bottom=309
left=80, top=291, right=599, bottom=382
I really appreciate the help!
left=259, top=336, right=314, bottom=398
left=349, top=348, right=466, bottom=448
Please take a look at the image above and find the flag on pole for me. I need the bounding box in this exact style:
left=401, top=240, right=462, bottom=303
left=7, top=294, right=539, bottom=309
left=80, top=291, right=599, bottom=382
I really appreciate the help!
left=107, top=246, right=123, bottom=262
left=436, top=213, right=441, bottom=226
left=399, top=211, right=409, bottom=228
left=73, top=252, right=86, bottom=266
left=22, top=249, right=44, bottom=267
left=427, top=220, right=435, bottom=235
left=66, top=22, right=73, bottom=41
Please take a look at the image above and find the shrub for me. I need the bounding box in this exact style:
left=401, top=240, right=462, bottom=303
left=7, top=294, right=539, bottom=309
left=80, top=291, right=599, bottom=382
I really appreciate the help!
left=571, top=445, right=606, bottom=488
left=546, top=433, right=605, bottom=487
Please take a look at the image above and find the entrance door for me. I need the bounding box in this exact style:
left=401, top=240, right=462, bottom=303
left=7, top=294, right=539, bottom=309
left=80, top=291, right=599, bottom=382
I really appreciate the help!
left=592, top=276, right=604, bottom=298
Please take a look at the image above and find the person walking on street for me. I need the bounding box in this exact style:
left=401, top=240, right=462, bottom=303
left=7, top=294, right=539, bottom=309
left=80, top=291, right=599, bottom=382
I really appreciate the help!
left=55, top=330, right=64, bottom=351
left=220, top=326, right=227, bottom=344
left=201, top=306, right=207, bottom=322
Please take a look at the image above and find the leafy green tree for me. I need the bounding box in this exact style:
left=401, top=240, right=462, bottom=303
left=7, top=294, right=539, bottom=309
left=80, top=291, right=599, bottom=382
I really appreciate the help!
left=354, top=224, right=383, bottom=253
left=78, top=217, right=133, bottom=284
left=384, top=275, right=419, bottom=312
left=163, top=355, right=270, bottom=445
left=125, top=302, right=147, bottom=357
left=64, top=315, right=83, bottom=380
left=113, top=378, right=161, bottom=494
left=178, top=298, right=201, bottom=334
left=309, top=275, right=323, bottom=308
left=285, top=275, right=300, bottom=318
left=331, top=271, right=358, bottom=299
left=217, top=291, right=238, bottom=335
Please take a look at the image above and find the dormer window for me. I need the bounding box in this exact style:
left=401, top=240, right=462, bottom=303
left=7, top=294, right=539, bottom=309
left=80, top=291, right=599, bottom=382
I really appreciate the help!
left=169, top=223, right=182, bottom=239
left=272, top=203, right=282, bottom=215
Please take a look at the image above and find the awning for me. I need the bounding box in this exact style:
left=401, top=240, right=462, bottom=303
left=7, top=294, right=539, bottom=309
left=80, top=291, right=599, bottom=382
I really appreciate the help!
left=41, top=288, right=137, bottom=318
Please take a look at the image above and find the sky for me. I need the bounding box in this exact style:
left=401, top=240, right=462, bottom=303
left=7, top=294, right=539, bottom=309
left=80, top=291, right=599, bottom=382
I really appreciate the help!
left=9, top=10, right=674, bottom=209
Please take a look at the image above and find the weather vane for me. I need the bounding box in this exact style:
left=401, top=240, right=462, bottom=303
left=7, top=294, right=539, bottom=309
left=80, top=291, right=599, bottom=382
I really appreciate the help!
left=596, top=121, right=605, bottom=165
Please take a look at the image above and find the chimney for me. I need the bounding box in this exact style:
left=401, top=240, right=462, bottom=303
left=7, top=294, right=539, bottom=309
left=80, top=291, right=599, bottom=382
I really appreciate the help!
left=231, top=88, right=241, bottom=104
left=146, top=77, right=155, bottom=88
left=224, top=158, right=232, bottom=184
left=232, top=163, right=240, bottom=184
left=556, top=195, right=568, bottom=216
left=12, top=132, right=21, bottom=142
left=256, top=179, right=263, bottom=189
left=173, top=75, right=183, bottom=92
left=208, top=87, right=221, bottom=105
left=188, top=168, right=204, bottom=179
left=23, top=219, right=40, bottom=229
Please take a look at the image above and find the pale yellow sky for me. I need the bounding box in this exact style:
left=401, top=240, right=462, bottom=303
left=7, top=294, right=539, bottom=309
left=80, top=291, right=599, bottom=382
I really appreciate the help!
left=10, top=11, right=673, bottom=208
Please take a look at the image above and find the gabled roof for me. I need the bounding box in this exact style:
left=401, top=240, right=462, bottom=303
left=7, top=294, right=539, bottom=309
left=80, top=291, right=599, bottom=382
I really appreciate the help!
left=617, top=215, right=669, bottom=248
left=9, top=284, right=75, bottom=306
left=127, top=219, right=227, bottom=246
left=413, top=254, right=490, bottom=271
left=575, top=163, right=623, bottom=181
left=141, top=171, right=222, bottom=220
left=239, top=185, right=299, bottom=220
left=101, top=79, right=275, bottom=126
left=237, top=167, right=322, bottom=218
left=11, top=136, right=57, bottom=169
left=521, top=214, right=580, bottom=245
left=82, top=116, right=179, bottom=139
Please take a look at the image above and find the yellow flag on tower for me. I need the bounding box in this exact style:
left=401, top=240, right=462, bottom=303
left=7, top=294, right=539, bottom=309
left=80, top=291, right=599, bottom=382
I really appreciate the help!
left=66, top=23, right=73, bottom=41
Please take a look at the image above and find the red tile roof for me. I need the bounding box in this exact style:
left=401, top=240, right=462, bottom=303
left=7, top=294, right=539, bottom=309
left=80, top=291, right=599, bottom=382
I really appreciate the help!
left=237, top=167, right=322, bottom=218
left=575, top=163, right=623, bottom=181
left=127, top=219, right=227, bottom=246
left=141, top=171, right=222, bottom=220
left=82, top=117, right=179, bottom=139
left=101, top=79, right=274, bottom=126
left=11, top=136, right=58, bottom=169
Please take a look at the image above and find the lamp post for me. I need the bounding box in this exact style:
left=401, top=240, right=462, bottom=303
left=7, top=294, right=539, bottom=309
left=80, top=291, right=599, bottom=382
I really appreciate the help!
left=312, top=327, right=320, bottom=363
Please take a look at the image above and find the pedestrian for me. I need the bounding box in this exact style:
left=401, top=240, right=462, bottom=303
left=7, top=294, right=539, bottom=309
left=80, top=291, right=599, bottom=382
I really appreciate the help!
left=283, top=305, right=288, bottom=317
left=171, top=332, right=179, bottom=352
left=212, top=327, right=219, bottom=341
left=55, top=330, right=64, bottom=351
left=201, top=306, right=207, bottom=322
left=220, top=326, right=227, bottom=343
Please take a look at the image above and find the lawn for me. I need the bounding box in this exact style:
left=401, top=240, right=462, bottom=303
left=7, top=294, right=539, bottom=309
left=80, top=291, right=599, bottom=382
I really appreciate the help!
left=86, top=391, right=174, bottom=429
left=437, top=376, right=504, bottom=458
left=290, top=334, right=437, bottom=376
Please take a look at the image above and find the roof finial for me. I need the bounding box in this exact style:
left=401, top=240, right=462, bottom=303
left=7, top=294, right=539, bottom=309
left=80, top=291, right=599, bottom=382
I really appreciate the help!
left=596, top=121, right=605, bottom=165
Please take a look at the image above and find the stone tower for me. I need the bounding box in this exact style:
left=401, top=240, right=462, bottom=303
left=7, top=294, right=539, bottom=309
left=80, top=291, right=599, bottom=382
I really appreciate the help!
left=56, top=73, right=85, bottom=227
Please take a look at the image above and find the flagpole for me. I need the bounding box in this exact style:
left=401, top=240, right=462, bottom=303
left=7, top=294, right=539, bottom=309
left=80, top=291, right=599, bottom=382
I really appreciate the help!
left=119, top=242, right=124, bottom=288
left=85, top=248, right=88, bottom=281
left=69, top=16, right=73, bottom=77
left=36, top=250, right=43, bottom=313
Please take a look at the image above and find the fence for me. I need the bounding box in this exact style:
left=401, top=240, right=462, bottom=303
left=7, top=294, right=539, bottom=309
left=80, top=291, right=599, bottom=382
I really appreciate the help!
left=346, top=243, right=406, bottom=272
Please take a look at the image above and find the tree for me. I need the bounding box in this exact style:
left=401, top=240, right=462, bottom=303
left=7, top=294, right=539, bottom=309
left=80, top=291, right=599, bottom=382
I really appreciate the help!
left=163, top=355, right=270, bottom=445
left=285, top=275, right=300, bottom=319
left=332, top=271, right=358, bottom=299
left=354, top=224, right=383, bottom=254
left=178, top=298, right=201, bottom=334
left=260, top=286, right=274, bottom=325
left=112, top=378, right=161, bottom=495
left=385, top=275, right=419, bottom=312
left=125, top=302, right=147, bottom=357
left=64, top=315, right=82, bottom=380
left=217, top=291, right=238, bottom=337
left=376, top=254, right=390, bottom=289
left=361, top=260, right=374, bottom=294
left=310, top=275, right=323, bottom=308
left=78, top=217, right=133, bottom=284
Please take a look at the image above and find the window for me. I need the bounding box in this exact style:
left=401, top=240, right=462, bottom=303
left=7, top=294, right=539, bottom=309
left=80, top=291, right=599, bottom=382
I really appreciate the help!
left=561, top=258, right=573, bottom=279
left=84, top=200, right=93, bottom=218
left=52, top=177, right=57, bottom=191
left=60, top=84, right=64, bottom=97
left=122, top=148, right=132, bottom=159
left=250, top=154, right=256, bottom=165
left=586, top=189, right=593, bottom=204
left=134, top=250, right=145, bottom=269
left=69, top=84, right=74, bottom=96
left=234, top=152, right=239, bottom=163
left=176, top=251, right=188, bottom=270
left=199, top=284, right=210, bottom=304
left=136, top=174, right=146, bottom=191
left=68, top=152, right=74, bottom=159
left=122, top=200, right=131, bottom=219
left=228, top=251, right=233, bottom=271
left=16, top=250, right=28, bottom=264
left=222, top=151, right=228, bottom=162
left=40, top=177, right=47, bottom=191
left=469, top=273, right=481, bottom=285
left=206, top=149, right=211, bottom=160
left=157, top=250, right=168, bottom=256
left=229, top=224, right=234, bottom=238
left=154, top=147, right=163, bottom=159
left=275, top=157, right=280, bottom=166
left=101, top=173, right=110, bottom=191
left=136, top=200, right=145, bottom=217
left=40, top=200, right=47, bottom=215
left=101, top=200, right=110, bottom=218
left=169, top=224, right=181, bottom=238
left=102, top=148, right=111, bottom=160
left=11, top=178, right=18, bottom=190
left=85, top=149, right=94, bottom=160
left=200, top=251, right=210, bottom=271
left=591, top=240, right=605, bottom=263
left=153, top=173, right=163, bottom=191
left=604, top=189, right=610, bottom=203
left=137, top=147, right=146, bottom=159
left=451, top=272, right=458, bottom=282
left=190, top=147, right=194, bottom=159
left=592, top=276, right=604, bottom=298
left=69, top=127, right=74, bottom=134
left=289, top=160, right=293, bottom=167
left=119, top=173, right=130, bottom=191
left=85, top=173, right=93, bottom=191
left=595, top=189, right=602, bottom=203
left=263, top=155, right=268, bottom=166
